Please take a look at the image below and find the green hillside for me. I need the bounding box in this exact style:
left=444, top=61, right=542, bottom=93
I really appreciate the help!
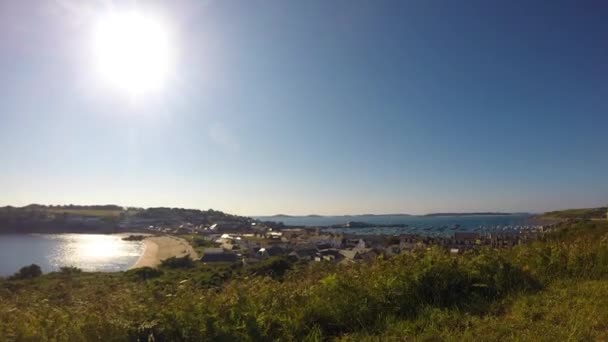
left=539, top=207, right=607, bottom=220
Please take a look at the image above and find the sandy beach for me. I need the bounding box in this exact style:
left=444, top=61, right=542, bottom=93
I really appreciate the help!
left=131, top=235, right=199, bottom=268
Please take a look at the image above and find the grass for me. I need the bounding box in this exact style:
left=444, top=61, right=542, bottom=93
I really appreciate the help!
left=343, top=279, right=608, bottom=341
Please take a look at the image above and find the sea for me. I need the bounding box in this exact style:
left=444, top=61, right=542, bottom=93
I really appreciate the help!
left=255, top=214, right=534, bottom=235
left=0, top=234, right=145, bottom=277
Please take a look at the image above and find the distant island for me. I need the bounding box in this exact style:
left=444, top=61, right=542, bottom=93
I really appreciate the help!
left=424, top=212, right=515, bottom=217
left=265, top=213, right=508, bottom=218
left=266, top=213, right=413, bottom=218
left=352, top=214, right=412, bottom=217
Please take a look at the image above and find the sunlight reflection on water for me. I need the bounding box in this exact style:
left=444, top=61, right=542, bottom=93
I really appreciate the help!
left=0, top=234, right=145, bottom=275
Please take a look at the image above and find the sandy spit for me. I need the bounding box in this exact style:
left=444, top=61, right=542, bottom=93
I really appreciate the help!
left=131, top=236, right=198, bottom=269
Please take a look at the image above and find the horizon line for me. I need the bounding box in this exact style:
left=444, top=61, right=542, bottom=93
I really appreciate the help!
left=0, top=203, right=551, bottom=217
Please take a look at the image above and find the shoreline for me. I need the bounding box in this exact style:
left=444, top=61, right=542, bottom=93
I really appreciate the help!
left=131, top=235, right=198, bottom=269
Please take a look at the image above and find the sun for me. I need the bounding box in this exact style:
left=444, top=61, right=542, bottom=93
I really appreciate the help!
left=93, top=11, right=172, bottom=95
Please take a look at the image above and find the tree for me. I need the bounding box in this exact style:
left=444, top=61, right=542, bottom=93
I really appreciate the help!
left=11, top=264, right=42, bottom=280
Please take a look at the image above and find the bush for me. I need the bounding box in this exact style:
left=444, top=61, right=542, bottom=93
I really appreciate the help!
left=10, top=264, right=42, bottom=280
left=160, top=255, right=195, bottom=269
left=59, top=266, right=82, bottom=274
left=126, top=267, right=164, bottom=280
left=247, top=257, right=293, bottom=279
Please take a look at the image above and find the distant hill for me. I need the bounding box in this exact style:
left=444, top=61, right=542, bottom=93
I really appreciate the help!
left=0, top=205, right=251, bottom=233
left=129, top=207, right=251, bottom=225
left=2, top=204, right=123, bottom=218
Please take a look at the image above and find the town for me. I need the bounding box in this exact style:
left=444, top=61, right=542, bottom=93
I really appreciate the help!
left=138, top=218, right=560, bottom=266
left=0, top=204, right=569, bottom=267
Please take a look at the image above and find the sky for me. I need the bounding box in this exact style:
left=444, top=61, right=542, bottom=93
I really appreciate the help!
left=0, top=0, right=607, bottom=215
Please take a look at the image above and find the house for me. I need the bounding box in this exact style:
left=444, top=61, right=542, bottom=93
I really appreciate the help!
left=399, top=241, right=420, bottom=252
left=344, top=238, right=367, bottom=249
left=338, top=248, right=377, bottom=262
left=256, top=245, right=288, bottom=258
left=384, top=245, right=401, bottom=256
left=314, top=254, right=338, bottom=262
left=288, top=248, right=317, bottom=261
left=266, top=231, right=283, bottom=240
left=339, top=249, right=360, bottom=261
left=266, top=245, right=288, bottom=256
left=454, top=232, right=480, bottom=245
left=209, top=222, right=250, bottom=234
left=315, top=248, right=342, bottom=262
left=357, top=248, right=379, bottom=262
left=200, top=248, right=238, bottom=263
left=174, top=227, right=194, bottom=234
left=316, top=242, right=332, bottom=250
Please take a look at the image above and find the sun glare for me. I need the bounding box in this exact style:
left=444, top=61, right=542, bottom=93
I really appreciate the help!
left=93, top=12, right=172, bottom=95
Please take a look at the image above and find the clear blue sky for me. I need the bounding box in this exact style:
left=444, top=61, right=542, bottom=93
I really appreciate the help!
left=0, top=1, right=606, bottom=215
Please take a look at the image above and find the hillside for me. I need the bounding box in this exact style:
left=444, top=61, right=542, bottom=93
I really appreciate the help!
left=1, top=211, right=608, bottom=340
left=0, top=205, right=251, bottom=234
left=539, top=206, right=607, bottom=221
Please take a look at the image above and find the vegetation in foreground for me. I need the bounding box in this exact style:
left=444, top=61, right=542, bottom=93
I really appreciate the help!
left=1, top=219, right=608, bottom=341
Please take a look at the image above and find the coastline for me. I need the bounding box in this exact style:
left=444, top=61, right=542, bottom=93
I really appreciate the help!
left=131, top=236, right=198, bottom=269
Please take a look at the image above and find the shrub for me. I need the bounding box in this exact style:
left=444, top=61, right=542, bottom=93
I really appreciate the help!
left=161, top=255, right=195, bottom=269
left=10, top=264, right=42, bottom=280
left=247, top=257, right=293, bottom=279
left=126, top=267, right=164, bottom=280
left=59, top=266, right=82, bottom=274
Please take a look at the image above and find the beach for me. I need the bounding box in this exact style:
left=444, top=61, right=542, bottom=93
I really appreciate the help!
left=131, top=235, right=198, bottom=268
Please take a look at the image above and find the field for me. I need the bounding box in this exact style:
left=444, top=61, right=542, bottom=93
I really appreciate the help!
left=45, top=208, right=123, bottom=218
